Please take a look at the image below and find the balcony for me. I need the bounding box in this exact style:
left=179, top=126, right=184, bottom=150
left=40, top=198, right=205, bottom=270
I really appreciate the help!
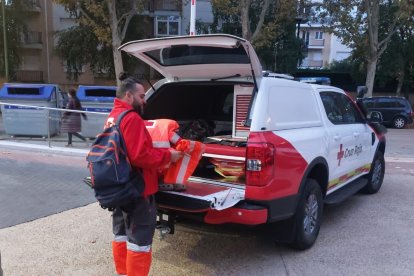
left=20, top=31, right=42, bottom=49
left=300, top=60, right=323, bottom=68
left=149, top=0, right=181, bottom=11
left=308, top=39, right=325, bottom=49
left=16, top=70, right=44, bottom=82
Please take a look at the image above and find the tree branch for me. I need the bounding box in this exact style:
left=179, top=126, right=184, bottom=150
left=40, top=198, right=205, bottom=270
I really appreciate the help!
left=78, top=6, right=94, bottom=23
left=120, top=11, right=136, bottom=40
left=378, top=18, right=398, bottom=52
left=119, top=0, right=138, bottom=40
left=251, top=0, right=272, bottom=42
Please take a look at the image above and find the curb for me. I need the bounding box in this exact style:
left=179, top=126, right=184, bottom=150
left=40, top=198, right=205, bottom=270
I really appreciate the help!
left=0, top=141, right=88, bottom=157
left=385, top=156, right=414, bottom=163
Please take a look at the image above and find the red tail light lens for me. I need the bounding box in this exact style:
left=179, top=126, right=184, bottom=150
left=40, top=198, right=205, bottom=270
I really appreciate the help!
left=246, top=143, right=275, bottom=186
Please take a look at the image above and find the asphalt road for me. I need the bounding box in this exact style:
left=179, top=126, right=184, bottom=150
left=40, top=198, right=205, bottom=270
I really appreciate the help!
left=0, top=129, right=413, bottom=275
left=0, top=149, right=93, bottom=228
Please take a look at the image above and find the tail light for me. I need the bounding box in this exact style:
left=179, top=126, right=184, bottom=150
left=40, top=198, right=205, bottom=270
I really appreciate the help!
left=246, top=143, right=275, bottom=186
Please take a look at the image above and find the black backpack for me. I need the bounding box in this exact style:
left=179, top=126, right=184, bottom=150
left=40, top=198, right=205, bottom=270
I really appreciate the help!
left=86, top=110, right=144, bottom=211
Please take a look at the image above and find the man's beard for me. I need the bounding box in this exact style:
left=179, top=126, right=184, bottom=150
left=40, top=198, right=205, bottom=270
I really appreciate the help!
left=132, top=99, right=144, bottom=116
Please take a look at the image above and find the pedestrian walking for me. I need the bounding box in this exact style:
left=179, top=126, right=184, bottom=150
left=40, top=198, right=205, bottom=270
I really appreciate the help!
left=61, top=88, right=88, bottom=147
left=106, top=73, right=183, bottom=276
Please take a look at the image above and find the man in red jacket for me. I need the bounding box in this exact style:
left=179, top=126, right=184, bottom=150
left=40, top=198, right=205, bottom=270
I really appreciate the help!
left=105, top=74, right=183, bottom=276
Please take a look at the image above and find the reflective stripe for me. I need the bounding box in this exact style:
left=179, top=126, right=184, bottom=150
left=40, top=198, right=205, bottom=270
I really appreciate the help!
left=152, top=141, right=171, bottom=148
left=170, top=133, right=181, bottom=145
left=176, top=154, right=191, bottom=183
left=188, top=141, right=195, bottom=153
left=114, top=235, right=127, bottom=242
left=127, top=241, right=151, bottom=252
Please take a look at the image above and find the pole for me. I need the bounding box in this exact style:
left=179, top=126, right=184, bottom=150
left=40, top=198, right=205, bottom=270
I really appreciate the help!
left=2, top=0, right=8, bottom=81
left=44, top=0, right=50, bottom=83
left=189, top=0, right=196, bottom=35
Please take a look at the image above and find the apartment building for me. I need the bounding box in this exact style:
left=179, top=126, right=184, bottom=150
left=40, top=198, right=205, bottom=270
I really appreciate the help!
left=19, top=0, right=354, bottom=82
left=298, top=23, right=351, bottom=69
left=16, top=0, right=215, bottom=88
left=17, top=0, right=108, bottom=88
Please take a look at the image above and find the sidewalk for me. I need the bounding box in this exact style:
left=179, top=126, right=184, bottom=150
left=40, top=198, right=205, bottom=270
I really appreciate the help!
left=1, top=113, right=414, bottom=275
left=0, top=116, right=184, bottom=275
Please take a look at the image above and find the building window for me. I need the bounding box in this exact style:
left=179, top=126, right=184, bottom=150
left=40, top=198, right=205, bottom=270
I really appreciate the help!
left=301, top=30, right=310, bottom=46
left=315, top=31, right=323, bottom=40
left=155, top=16, right=180, bottom=37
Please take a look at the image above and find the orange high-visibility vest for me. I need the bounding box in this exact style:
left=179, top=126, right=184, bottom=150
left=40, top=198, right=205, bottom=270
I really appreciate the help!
left=145, top=119, right=181, bottom=148
left=145, top=119, right=204, bottom=184
left=164, top=139, right=205, bottom=184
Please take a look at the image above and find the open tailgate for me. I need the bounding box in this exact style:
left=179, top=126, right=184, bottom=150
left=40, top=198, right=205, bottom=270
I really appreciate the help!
left=156, top=177, right=245, bottom=212
left=118, top=34, right=262, bottom=82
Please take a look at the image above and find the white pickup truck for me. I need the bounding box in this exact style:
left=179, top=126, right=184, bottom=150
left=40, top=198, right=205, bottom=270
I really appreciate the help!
left=119, top=34, right=386, bottom=249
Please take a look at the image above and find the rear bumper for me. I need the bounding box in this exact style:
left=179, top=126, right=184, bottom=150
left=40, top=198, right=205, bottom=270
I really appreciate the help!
left=155, top=191, right=298, bottom=225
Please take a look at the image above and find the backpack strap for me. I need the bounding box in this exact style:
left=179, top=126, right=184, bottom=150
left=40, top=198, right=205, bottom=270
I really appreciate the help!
left=115, top=109, right=136, bottom=127
left=113, top=109, right=136, bottom=154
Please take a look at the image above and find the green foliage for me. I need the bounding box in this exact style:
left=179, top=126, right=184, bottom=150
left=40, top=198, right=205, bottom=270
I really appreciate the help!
left=0, top=0, right=30, bottom=78
left=327, top=57, right=365, bottom=84
left=53, top=0, right=147, bottom=81
left=55, top=25, right=114, bottom=80
left=211, top=0, right=303, bottom=74
left=318, top=0, right=414, bottom=95
left=376, top=26, right=414, bottom=91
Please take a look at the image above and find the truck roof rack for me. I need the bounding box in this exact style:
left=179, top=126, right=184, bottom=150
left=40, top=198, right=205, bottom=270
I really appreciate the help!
left=262, top=71, right=295, bottom=80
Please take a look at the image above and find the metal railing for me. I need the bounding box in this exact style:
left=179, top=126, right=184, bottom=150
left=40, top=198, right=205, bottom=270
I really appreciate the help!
left=21, top=31, right=42, bottom=45
left=0, top=102, right=109, bottom=148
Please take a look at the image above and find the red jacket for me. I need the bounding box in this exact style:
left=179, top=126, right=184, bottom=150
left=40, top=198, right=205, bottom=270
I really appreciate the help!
left=104, top=99, right=171, bottom=196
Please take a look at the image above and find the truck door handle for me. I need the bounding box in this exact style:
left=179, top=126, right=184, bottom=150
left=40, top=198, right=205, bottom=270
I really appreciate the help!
left=334, top=135, right=340, bottom=141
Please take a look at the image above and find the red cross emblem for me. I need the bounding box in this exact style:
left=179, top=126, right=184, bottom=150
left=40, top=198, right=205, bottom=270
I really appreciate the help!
left=337, top=144, right=344, bottom=166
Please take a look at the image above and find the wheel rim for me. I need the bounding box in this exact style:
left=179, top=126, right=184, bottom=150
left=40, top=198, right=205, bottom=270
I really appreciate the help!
left=371, top=159, right=383, bottom=188
left=303, top=194, right=318, bottom=235
left=394, top=118, right=405, bottom=128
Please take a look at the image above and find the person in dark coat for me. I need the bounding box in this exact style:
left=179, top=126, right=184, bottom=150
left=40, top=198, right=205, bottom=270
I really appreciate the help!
left=61, top=88, right=87, bottom=147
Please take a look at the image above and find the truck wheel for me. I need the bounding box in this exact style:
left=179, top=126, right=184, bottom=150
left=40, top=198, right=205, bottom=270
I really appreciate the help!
left=291, top=179, right=323, bottom=250
left=361, top=151, right=385, bottom=194
left=393, top=116, right=406, bottom=129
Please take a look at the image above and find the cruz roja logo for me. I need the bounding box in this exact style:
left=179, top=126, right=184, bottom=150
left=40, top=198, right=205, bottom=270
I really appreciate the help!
left=337, top=144, right=363, bottom=166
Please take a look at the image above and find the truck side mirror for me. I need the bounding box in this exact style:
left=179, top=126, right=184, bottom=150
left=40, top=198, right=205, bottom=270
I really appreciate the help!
left=356, top=86, right=367, bottom=99
left=367, top=111, right=383, bottom=123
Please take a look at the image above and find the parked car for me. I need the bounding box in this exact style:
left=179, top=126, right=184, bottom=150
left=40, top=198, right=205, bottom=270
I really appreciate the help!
left=119, top=34, right=386, bottom=249
left=357, top=96, right=413, bottom=129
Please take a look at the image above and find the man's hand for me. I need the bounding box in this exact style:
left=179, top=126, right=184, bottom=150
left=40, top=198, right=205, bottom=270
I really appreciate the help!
left=169, top=149, right=184, bottom=163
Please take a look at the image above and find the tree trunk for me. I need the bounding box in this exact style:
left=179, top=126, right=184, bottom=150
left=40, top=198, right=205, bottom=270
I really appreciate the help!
left=396, top=70, right=404, bottom=96
left=240, top=0, right=251, bottom=40
left=108, top=0, right=124, bottom=85
left=364, top=0, right=379, bottom=97
left=365, top=58, right=377, bottom=97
